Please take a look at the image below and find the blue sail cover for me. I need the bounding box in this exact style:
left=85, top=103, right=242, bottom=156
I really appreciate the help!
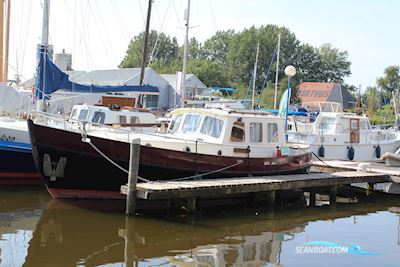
left=35, top=48, right=159, bottom=100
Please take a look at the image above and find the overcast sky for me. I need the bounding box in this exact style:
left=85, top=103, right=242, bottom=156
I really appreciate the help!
left=8, top=0, right=400, bottom=90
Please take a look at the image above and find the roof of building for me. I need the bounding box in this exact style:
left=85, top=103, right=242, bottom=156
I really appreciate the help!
left=160, top=73, right=207, bottom=90
left=298, top=82, right=355, bottom=109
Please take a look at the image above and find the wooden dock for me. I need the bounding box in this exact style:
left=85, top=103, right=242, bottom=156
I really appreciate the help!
left=121, top=142, right=394, bottom=215
left=121, top=171, right=390, bottom=200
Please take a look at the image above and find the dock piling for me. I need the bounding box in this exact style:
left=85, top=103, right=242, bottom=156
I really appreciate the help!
left=125, top=138, right=141, bottom=216
left=309, top=190, right=316, bottom=207
left=329, top=185, right=337, bottom=206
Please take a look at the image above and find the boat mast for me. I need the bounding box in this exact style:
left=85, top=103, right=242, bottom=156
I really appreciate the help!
left=273, top=33, right=281, bottom=109
left=138, top=0, right=152, bottom=108
left=0, top=0, right=3, bottom=84
left=3, top=0, right=9, bottom=84
left=38, top=0, right=50, bottom=110
left=139, top=0, right=152, bottom=86
left=180, top=0, right=191, bottom=108
left=251, top=42, right=260, bottom=110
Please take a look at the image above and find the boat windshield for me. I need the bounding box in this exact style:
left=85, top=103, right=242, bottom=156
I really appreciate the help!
left=182, top=114, right=201, bottom=133
left=78, top=109, right=89, bottom=121
left=200, top=116, right=224, bottom=138
left=169, top=115, right=183, bottom=133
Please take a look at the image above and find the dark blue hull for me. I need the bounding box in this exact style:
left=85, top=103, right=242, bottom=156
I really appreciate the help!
left=0, top=141, right=40, bottom=185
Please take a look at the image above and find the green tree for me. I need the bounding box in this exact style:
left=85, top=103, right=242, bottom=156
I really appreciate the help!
left=119, top=30, right=178, bottom=68
left=318, top=44, right=351, bottom=82
left=377, top=65, right=400, bottom=93
left=187, top=59, right=229, bottom=88
left=362, top=86, right=378, bottom=115
left=203, top=30, right=235, bottom=65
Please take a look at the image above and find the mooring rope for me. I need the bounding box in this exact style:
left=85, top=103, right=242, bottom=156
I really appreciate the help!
left=170, top=159, right=245, bottom=182
left=290, top=144, right=334, bottom=168
left=80, top=124, right=150, bottom=183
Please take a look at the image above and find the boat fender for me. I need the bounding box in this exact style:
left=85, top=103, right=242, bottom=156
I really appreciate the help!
left=375, top=145, right=381, bottom=159
left=348, top=146, right=355, bottom=161
left=217, top=150, right=222, bottom=156
left=276, top=146, right=282, bottom=157
left=185, top=146, right=191, bottom=152
left=318, top=146, right=325, bottom=157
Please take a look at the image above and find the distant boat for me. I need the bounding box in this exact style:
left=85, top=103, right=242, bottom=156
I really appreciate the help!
left=288, top=102, right=400, bottom=162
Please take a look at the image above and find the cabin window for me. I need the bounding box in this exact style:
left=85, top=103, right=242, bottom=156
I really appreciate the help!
left=92, top=111, right=106, bottom=124
left=318, top=118, right=336, bottom=134
left=169, top=115, right=182, bottom=133
left=200, top=116, right=224, bottom=138
left=360, top=121, right=370, bottom=130
left=267, top=123, right=278, bottom=142
left=119, top=116, right=127, bottom=124
left=182, top=114, right=201, bottom=132
left=78, top=109, right=89, bottom=121
left=230, top=121, right=245, bottom=142
left=250, top=122, right=263, bottom=142
left=130, top=116, right=139, bottom=124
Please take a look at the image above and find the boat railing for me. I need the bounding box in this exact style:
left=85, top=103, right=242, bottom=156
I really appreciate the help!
left=34, top=111, right=158, bottom=143
left=301, top=102, right=343, bottom=113
left=33, top=111, right=214, bottom=145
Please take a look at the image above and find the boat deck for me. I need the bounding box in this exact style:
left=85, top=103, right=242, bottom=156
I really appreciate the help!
left=121, top=171, right=390, bottom=200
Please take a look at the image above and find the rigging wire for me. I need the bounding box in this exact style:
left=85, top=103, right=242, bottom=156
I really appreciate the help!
left=137, top=0, right=146, bottom=31
left=92, top=0, right=118, bottom=68
left=108, top=0, right=131, bottom=43
left=148, top=0, right=172, bottom=66
left=171, top=0, right=185, bottom=39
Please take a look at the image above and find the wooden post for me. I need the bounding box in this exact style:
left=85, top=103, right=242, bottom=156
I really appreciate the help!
left=124, top=217, right=135, bottom=267
left=309, top=190, right=316, bottom=207
left=266, top=190, right=276, bottom=208
left=329, top=185, right=337, bottom=206
left=126, top=138, right=141, bottom=216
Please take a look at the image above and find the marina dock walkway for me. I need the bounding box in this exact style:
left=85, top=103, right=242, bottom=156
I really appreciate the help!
left=121, top=171, right=390, bottom=200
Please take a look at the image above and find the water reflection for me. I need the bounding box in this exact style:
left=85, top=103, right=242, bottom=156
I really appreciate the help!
left=0, top=189, right=50, bottom=267
left=1, top=190, right=400, bottom=266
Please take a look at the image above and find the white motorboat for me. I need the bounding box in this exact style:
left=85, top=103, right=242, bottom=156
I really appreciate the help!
left=288, top=102, right=400, bottom=162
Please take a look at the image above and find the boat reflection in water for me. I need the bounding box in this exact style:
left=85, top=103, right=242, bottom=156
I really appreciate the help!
left=0, top=189, right=50, bottom=267
left=19, top=196, right=400, bottom=267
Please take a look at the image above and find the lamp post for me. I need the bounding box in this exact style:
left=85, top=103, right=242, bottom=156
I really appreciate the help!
left=284, top=65, right=296, bottom=141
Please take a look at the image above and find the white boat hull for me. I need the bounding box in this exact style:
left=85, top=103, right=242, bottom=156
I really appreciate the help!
left=310, top=142, right=399, bottom=162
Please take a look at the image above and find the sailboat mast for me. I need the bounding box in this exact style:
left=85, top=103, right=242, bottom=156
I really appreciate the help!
left=37, top=0, right=50, bottom=110
left=273, top=33, right=281, bottom=109
left=0, top=0, right=4, bottom=84
left=251, top=42, right=260, bottom=110
left=42, top=0, right=50, bottom=48
left=180, top=0, right=191, bottom=108
left=139, top=0, right=152, bottom=86
left=3, top=0, right=9, bottom=83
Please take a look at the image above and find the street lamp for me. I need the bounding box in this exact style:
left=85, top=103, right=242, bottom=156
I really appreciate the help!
left=284, top=65, right=296, bottom=141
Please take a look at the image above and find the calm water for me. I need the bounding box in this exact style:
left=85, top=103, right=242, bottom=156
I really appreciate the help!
left=1, top=188, right=400, bottom=267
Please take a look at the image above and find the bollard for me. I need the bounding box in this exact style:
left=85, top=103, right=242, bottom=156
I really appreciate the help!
left=126, top=138, right=141, bottom=216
